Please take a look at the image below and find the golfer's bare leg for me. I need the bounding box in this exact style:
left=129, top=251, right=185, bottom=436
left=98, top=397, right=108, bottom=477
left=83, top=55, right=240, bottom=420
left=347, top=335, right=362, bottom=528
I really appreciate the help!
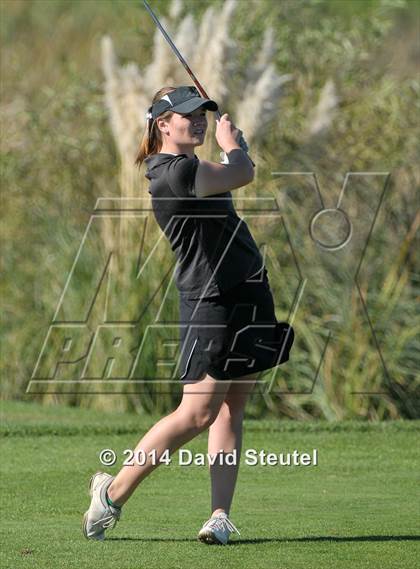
left=207, top=373, right=257, bottom=516
left=107, top=374, right=231, bottom=506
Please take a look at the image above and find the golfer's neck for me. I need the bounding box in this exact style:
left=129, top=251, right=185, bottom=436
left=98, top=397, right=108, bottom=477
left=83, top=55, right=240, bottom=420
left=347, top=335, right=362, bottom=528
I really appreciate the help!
left=159, top=142, right=195, bottom=158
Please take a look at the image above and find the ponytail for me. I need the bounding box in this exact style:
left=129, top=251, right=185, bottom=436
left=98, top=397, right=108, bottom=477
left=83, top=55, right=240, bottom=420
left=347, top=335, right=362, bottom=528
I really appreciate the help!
left=134, top=86, right=176, bottom=169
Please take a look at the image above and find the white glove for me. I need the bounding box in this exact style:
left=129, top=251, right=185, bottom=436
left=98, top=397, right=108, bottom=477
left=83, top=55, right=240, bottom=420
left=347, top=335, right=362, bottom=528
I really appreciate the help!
left=220, top=151, right=229, bottom=164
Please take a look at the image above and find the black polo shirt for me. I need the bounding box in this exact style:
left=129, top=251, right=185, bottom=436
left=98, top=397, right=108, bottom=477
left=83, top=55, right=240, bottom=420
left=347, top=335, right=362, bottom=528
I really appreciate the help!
left=144, top=151, right=264, bottom=299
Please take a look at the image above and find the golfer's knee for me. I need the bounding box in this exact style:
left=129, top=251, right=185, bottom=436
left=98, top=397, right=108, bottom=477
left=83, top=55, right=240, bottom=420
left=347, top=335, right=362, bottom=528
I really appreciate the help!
left=178, top=406, right=218, bottom=431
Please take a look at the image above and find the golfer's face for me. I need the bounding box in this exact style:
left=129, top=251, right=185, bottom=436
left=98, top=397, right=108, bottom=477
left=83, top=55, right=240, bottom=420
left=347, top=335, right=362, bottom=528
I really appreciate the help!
left=170, top=108, right=208, bottom=145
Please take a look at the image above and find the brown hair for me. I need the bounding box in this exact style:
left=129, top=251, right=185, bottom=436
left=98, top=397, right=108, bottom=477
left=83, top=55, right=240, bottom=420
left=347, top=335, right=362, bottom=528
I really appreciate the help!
left=134, top=86, right=176, bottom=169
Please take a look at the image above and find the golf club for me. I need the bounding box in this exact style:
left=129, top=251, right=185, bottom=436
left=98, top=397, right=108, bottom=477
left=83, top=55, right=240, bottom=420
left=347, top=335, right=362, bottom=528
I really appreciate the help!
left=143, top=0, right=253, bottom=164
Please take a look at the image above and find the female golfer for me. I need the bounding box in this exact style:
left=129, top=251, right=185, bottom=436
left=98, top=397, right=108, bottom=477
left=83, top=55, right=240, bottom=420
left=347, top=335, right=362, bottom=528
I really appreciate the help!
left=83, top=85, right=293, bottom=545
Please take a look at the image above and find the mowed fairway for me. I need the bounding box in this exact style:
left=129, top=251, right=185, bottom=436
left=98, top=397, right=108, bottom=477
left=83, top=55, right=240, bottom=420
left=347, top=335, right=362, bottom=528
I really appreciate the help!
left=1, top=401, right=419, bottom=569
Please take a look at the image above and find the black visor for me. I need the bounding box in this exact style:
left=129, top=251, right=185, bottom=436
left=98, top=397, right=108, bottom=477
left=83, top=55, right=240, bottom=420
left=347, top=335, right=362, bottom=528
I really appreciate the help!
left=147, top=86, right=218, bottom=120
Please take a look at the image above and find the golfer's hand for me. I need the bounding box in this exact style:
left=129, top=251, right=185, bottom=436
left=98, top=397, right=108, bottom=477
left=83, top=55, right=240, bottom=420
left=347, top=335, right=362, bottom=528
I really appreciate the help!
left=216, top=114, right=254, bottom=166
left=219, top=134, right=250, bottom=163
left=215, top=113, right=241, bottom=153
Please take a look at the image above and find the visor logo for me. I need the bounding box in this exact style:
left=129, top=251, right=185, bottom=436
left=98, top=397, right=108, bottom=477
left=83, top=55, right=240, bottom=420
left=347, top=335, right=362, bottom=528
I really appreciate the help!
left=159, top=94, right=172, bottom=105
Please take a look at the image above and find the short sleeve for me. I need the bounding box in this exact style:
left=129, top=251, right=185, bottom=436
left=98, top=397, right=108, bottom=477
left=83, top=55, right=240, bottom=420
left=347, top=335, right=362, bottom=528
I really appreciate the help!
left=165, top=155, right=199, bottom=198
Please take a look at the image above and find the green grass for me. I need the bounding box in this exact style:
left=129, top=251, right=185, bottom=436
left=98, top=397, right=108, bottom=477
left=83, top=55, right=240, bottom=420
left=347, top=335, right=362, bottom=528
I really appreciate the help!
left=1, top=401, right=419, bottom=568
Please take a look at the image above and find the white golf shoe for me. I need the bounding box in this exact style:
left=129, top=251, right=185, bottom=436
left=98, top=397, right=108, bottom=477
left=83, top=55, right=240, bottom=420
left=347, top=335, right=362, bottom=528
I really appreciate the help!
left=198, top=512, right=241, bottom=545
left=82, top=472, right=121, bottom=541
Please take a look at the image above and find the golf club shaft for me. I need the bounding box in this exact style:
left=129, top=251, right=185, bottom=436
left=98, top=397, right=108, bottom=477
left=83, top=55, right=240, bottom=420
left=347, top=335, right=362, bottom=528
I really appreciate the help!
left=143, top=0, right=221, bottom=120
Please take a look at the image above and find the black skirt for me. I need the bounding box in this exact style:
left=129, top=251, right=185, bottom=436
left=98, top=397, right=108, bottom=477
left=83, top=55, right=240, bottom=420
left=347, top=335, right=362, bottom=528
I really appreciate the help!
left=178, top=267, right=294, bottom=382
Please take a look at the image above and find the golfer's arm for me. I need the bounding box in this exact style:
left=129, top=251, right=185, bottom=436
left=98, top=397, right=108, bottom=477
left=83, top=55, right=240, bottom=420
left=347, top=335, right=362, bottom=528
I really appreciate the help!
left=194, top=148, right=254, bottom=197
